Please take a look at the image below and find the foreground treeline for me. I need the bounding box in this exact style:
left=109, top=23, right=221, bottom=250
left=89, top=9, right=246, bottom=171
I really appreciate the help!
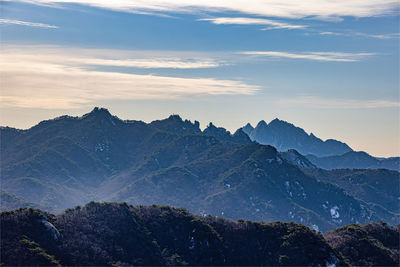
left=1, top=202, right=399, bottom=266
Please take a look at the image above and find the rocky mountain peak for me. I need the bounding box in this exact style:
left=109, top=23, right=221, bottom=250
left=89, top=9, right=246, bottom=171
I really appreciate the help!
left=255, top=120, right=267, bottom=128
left=88, top=107, right=113, bottom=117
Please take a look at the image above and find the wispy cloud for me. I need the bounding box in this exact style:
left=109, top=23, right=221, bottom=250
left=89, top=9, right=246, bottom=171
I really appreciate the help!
left=0, top=18, right=58, bottom=28
left=355, top=32, right=400, bottom=39
left=77, top=58, right=222, bottom=69
left=320, top=31, right=400, bottom=39
left=3, top=46, right=226, bottom=69
left=279, top=96, right=400, bottom=109
left=320, top=31, right=344, bottom=36
left=0, top=46, right=258, bottom=109
left=15, top=0, right=399, bottom=20
left=198, top=17, right=307, bottom=30
left=238, top=51, right=375, bottom=62
left=60, top=56, right=223, bottom=69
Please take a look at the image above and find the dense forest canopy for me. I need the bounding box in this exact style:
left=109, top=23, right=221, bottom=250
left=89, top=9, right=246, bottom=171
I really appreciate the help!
left=1, top=202, right=399, bottom=266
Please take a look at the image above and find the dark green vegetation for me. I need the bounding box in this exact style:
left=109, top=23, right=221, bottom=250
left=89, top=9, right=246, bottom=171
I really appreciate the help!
left=1, top=108, right=399, bottom=232
left=325, top=222, right=400, bottom=266
left=2, top=202, right=398, bottom=266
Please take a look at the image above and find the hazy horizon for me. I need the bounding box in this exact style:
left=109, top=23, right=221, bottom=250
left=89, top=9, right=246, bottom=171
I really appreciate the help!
left=1, top=0, right=399, bottom=157
left=0, top=106, right=398, bottom=158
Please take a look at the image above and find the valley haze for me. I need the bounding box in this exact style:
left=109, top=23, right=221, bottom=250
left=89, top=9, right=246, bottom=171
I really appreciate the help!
left=1, top=0, right=399, bottom=266
left=1, top=108, right=399, bottom=228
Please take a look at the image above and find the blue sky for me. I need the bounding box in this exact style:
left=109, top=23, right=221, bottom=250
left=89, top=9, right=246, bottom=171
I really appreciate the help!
left=0, top=0, right=399, bottom=157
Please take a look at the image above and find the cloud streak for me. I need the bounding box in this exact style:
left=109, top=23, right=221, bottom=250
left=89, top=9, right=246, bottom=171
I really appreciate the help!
left=3, top=46, right=226, bottom=69
left=14, top=0, right=400, bottom=20
left=59, top=57, right=222, bottom=69
left=320, top=31, right=400, bottom=39
left=198, top=17, right=307, bottom=30
left=0, top=46, right=258, bottom=109
left=239, top=51, right=375, bottom=62
left=279, top=96, right=400, bottom=109
left=0, top=18, right=58, bottom=28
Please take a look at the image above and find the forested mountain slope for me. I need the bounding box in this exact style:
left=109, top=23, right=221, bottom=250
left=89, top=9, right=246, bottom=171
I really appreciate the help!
left=1, top=108, right=399, bottom=231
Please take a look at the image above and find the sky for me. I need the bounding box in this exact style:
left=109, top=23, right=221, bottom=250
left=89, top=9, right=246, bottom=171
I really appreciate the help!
left=0, top=0, right=399, bottom=157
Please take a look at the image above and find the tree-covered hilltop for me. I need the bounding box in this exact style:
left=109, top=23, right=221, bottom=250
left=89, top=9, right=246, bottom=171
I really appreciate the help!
left=325, top=222, right=400, bottom=266
left=1, top=202, right=399, bottom=266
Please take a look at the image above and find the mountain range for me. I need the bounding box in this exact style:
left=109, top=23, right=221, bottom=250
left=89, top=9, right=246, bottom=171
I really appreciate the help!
left=306, top=151, right=400, bottom=170
left=1, top=108, right=399, bottom=232
left=242, top=119, right=352, bottom=157
left=243, top=119, right=399, bottom=171
left=1, top=202, right=398, bottom=266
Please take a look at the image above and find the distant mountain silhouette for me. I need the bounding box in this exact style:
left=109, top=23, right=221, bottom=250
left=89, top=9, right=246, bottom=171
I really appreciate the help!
left=1, top=108, right=399, bottom=231
left=242, top=119, right=352, bottom=157
left=306, top=151, right=400, bottom=171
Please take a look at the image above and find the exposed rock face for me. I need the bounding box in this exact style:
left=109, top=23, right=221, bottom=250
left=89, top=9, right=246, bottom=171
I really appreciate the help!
left=41, top=219, right=62, bottom=241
